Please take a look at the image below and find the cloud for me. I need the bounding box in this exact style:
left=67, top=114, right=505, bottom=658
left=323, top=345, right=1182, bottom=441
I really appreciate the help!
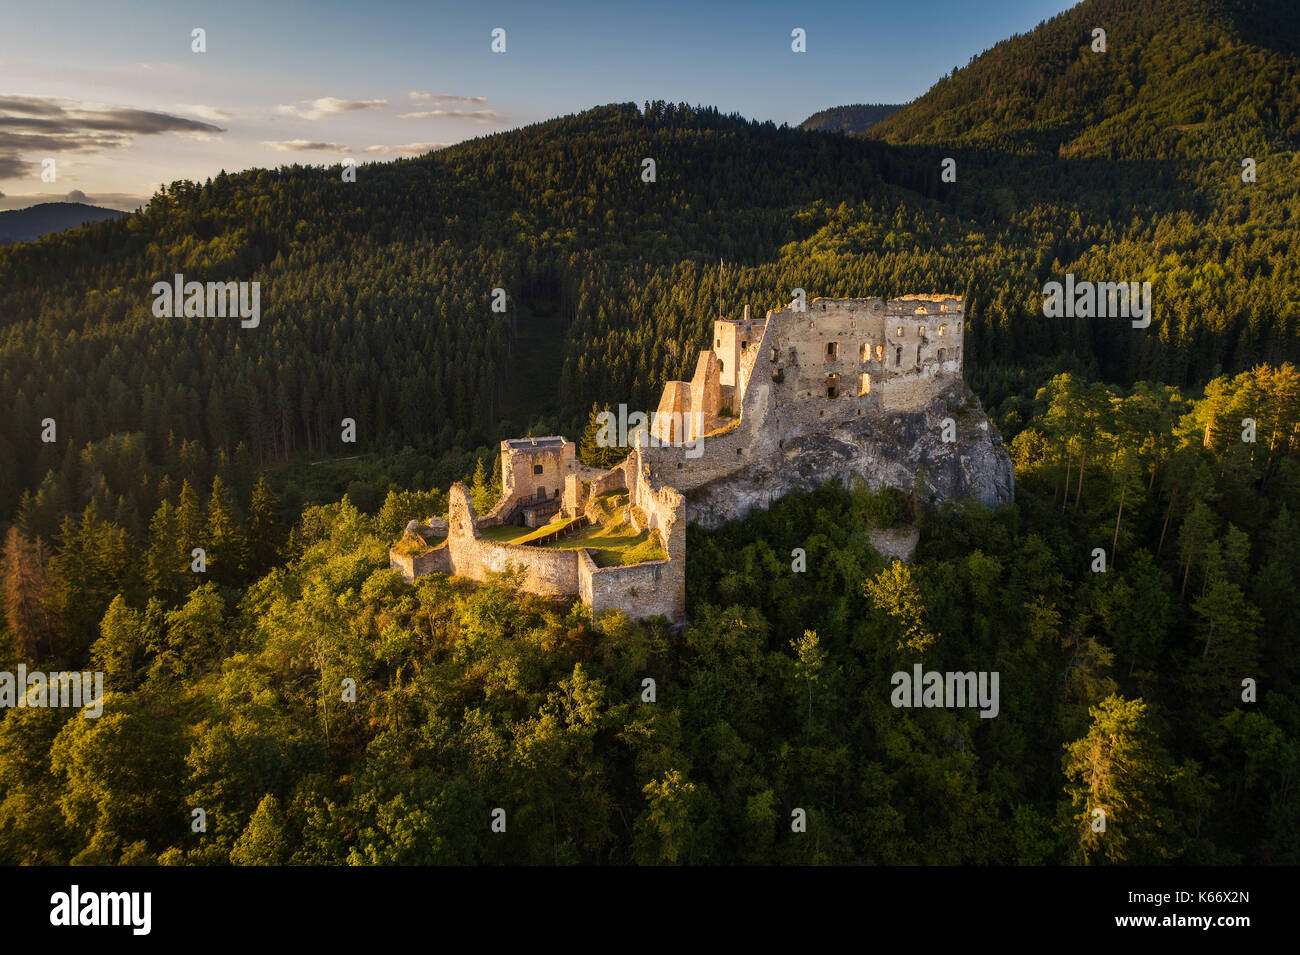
left=263, top=140, right=351, bottom=152
left=363, top=142, right=449, bottom=156
left=407, top=92, right=488, bottom=106
left=177, top=104, right=233, bottom=122
left=274, top=97, right=387, bottom=121
left=398, top=109, right=502, bottom=123
left=0, top=156, right=29, bottom=179
left=0, top=95, right=225, bottom=183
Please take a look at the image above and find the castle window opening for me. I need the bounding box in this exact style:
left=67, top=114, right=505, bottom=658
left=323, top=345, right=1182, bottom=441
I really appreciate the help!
left=536, top=488, right=546, bottom=501
left=719, top=361, right=724, bottom=372
left=859, top=343, right=868, bottom=362
left=875, top=344, right=883, bottom=361
left=826, top=374, right=839, bottom=399
left=826, top=342, right=838, bottom=362
left=770, top=346, right=778, bottom=362
left=895, top=346, right=903, bottom=367
left=859, top=372, right=870, bottom=395
left=916, top=345, right=922, bottom=364
left=938, top=348, right=946, bottom=362
left=896, top=327, right=904, bottom=337
left=533, top=464, right=543, bottom=475
left=741, top=341, right=748, bottom=351
left=938, top=324, right=946, bottom=336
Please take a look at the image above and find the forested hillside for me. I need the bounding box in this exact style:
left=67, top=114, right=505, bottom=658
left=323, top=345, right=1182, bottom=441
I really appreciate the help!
left=800, top=104, right=903, bottom=135
left=1, top=0, right=1298, bottom=865
left=868, top=0, right=1300, bottom=158
left=0, top=364, right=1296, bottom=864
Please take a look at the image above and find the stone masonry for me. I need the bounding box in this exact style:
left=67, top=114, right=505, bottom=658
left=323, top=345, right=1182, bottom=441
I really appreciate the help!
left=391, top=295, right=1013, bottom=625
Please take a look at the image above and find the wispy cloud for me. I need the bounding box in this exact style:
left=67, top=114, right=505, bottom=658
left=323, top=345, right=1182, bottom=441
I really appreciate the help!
left=0, top=96, right=224, bottom=182
left=274, top=97, right=387, bottom=120
left=177, top=104, right=234, bottom=122
left=407, top=91, right=487, bottom=106
left=398, top=109, right=501, bottom=123
left=263, top=139, right=351, bottom=152
left=363, top=142, right=449, bottom=156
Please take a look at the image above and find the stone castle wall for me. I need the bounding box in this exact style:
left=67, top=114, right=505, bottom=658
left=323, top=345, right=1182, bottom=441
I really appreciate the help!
left=583, top=555, right=682, bottom=621
left=394, top=477, right=687, bottom=624
left=393, top=295, right=981, bottom=627
left=445, top=483, right=579, bottom=593
left=639, top=296, right=965, bottom=488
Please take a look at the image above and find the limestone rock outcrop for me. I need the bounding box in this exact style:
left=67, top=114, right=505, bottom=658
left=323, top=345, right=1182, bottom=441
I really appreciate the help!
left=682, top=381, right=1013, bottom=529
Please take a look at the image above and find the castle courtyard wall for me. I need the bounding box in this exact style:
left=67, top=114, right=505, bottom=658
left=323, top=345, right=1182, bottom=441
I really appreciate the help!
left=583, top=556, right=683, bottom=622
left=394, top=296, right=970, bottom=628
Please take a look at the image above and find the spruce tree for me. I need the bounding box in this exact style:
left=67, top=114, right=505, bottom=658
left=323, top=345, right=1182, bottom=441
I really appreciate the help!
left=205, top=476, right=246, bottom=586
left=245, top=476, right=283, bottom=578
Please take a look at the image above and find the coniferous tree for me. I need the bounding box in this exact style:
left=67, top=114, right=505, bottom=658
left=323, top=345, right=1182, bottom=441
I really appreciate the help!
left=143, top=500, right=187, bottom=604
left=245, top=476, right=284, bottom=578
left=205, top=476, right=246, bottom=586
left=1, top=527, right=55, bottom=661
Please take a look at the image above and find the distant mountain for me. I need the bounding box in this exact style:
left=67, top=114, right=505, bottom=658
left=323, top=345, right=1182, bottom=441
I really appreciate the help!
left=867, top=0, right=1300, bottom=158
left=0, top=202, right=124, bottom=244
left=800, top=104, right=904, bottom=135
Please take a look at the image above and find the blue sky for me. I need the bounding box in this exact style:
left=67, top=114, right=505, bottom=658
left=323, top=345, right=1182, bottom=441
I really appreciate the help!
left=0, top=0, right=1075, bottom=209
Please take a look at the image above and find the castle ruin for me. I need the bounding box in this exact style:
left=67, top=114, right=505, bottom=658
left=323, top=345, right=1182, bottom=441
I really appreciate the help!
left=391, top=295, right=1013, bottom=624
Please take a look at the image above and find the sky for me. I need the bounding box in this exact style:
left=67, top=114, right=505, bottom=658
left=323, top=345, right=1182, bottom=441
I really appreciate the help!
left=0, top=0, right=1075, bottom=211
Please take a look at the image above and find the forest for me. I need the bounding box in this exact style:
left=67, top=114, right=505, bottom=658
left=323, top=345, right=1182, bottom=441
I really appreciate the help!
left=0, top=0, right=1297, bottom=863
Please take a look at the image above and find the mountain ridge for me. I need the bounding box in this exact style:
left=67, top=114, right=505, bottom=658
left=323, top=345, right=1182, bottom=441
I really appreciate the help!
left=866, top=0, right=1300, bottom=158
left=800, top=104, right=904, bottom=135
left=0, top=201, right=124, bottom=245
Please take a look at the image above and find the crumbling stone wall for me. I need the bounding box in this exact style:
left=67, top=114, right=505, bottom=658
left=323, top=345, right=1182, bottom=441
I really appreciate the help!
left=393, top=479, right=688, bottom=623
left=440, top=483, right=580, bottom=593
left=392, top=295, right=979, bottom=628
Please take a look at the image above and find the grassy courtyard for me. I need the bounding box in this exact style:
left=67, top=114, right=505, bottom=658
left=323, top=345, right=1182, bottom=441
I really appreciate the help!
left=536, top=518, right=666, bottom=567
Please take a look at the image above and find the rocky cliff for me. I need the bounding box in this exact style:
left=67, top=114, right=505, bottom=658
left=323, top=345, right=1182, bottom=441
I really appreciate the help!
left=683, top=381, right=1014, bottom=528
